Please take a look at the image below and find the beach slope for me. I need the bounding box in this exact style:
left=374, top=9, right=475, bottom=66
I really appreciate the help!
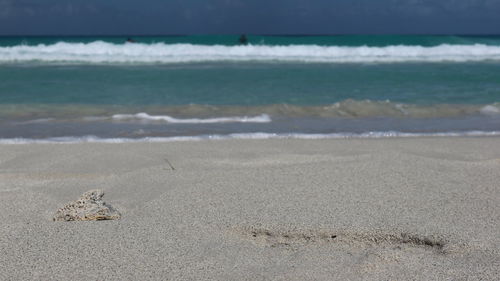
left=0, top=137, right=499, bottom=280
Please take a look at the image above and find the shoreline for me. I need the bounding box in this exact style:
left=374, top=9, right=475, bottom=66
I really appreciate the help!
left=1, top=131, right=500, bottom=144
left=1, top=137, right=499, bottom=280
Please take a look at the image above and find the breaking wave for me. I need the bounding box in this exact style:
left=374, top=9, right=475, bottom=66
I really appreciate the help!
left=2, top=41, right=500, bottom=64
left=111, top=113, right=271, bottom=123
left=1, top=101, right=499, bottom=122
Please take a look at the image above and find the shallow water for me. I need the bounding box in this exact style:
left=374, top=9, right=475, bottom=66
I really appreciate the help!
left=1, top=35, right=499, bottom=141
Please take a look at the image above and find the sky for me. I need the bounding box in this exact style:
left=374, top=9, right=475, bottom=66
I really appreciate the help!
left=0, top=0, right=499, bottom=35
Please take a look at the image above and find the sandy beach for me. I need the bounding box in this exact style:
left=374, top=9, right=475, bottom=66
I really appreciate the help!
left=1, top=137, right=499, bottom=280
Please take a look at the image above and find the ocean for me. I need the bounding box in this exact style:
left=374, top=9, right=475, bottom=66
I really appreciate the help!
left=0, top=35, right=499, bottom=142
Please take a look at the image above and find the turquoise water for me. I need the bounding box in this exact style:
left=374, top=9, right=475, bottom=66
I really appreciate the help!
left=1, top=63, right=499, bottom=105
left=2, top=34, right=500, bottom=47
left=1, top=35, right=499, bottom=140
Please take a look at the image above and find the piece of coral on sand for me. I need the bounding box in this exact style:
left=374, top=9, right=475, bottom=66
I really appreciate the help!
left=53, top=189, right=121, bottom=221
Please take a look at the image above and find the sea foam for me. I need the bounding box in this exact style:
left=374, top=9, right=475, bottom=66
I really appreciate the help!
left=2, top=131, right=500, bottom=144
left=111, top=113, right=271, bottom=123
left=480, top=105, right=500, bottom=115
left=1, top=41, right=500, bottom=64
left=3, top=102, right=498, bottom=124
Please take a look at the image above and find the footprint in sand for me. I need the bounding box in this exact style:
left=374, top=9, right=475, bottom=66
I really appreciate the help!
left=231, top=226, right=448, bottom=254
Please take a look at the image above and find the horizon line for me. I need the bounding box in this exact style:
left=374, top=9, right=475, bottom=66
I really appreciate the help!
left=1, top=33, right=500, bottom=38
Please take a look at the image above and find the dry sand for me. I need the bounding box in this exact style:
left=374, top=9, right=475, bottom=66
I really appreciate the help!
left=0, top=137, right=499, bottom=280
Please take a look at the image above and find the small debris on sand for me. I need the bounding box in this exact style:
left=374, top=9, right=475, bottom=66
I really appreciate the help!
left=53, top=189, right=121, bottom=221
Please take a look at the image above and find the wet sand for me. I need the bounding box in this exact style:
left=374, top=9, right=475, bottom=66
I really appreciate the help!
left=0, top=137, right=499, bottom=280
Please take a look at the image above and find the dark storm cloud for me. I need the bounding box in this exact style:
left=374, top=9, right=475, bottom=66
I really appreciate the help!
left=0, top=0, right=499, bottom=35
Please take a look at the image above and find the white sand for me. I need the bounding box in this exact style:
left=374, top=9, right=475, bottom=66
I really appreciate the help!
left=0, top=137, right=499, bottom=280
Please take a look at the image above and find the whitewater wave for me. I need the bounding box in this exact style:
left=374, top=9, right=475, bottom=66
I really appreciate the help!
left=1, top=41, right=500, bottom=64
left=2, top=131, right=500, bottom=144
left=111, top=113, right=271, bottom=123
left=2, top=101, right=499, bottom=123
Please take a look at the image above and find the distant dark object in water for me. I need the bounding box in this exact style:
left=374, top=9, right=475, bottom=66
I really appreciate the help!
left=126, top=38, right=137, bottom=43
left=238, top=35, right=248, bottom=45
